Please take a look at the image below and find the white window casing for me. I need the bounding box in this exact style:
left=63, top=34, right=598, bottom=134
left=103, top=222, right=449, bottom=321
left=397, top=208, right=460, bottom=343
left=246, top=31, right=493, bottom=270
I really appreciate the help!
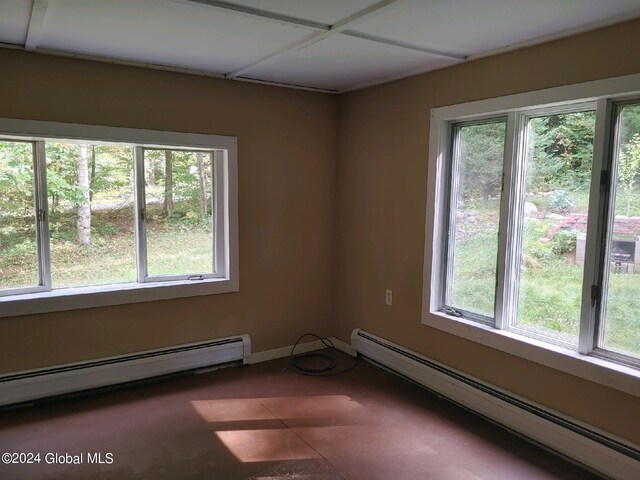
left=422, top=73, right=640, bottom=397
left=0, top=119, right=239, bottom=317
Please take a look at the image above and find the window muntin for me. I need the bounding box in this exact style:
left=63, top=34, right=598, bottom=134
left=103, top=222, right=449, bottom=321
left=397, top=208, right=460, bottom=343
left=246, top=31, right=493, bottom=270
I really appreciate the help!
left=141, top=148, right=215, bottom=280
left=445, top=119, right=506, bottom=320
left=433, top=94, right=640, bottom=368
left=600, top=102, right=640, bottom=357
left=514, top=111, right=596, bottom=346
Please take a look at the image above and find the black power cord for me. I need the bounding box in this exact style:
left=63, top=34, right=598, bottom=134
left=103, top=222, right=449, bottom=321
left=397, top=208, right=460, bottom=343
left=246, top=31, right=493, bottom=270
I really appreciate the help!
left=289, top=333, right=357, bottom=376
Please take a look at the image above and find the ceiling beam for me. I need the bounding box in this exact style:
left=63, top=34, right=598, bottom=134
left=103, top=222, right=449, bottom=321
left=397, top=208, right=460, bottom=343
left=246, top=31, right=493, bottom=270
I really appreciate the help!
left=24, top=0, right=51, bottom=51
left=225, top=0, right=406, bottom=79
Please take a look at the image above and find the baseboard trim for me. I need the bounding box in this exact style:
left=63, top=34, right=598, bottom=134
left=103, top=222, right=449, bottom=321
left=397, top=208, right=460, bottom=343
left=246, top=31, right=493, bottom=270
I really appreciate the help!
left=330, top=337, right=356, bottom=356
left=351, top=328, right=640, bottom=480
left=0, top=334, right=251, bottom=407
left=249, top=336, right=355, bottom=365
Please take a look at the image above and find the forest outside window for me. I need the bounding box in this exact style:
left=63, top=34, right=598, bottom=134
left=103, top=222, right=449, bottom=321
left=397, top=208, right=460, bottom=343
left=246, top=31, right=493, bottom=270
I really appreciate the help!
left=138, top=147, right=221, bottom=281
left=425, top=75, right=640, bottom=373
left=0, top=119, right=238, bottom=315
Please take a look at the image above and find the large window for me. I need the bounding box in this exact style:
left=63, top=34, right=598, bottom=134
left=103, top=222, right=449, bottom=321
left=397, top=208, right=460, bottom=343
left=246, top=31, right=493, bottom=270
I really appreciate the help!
left=0, top=119, right=238, bottom=316
left=425, top=74, right=640, bottom=382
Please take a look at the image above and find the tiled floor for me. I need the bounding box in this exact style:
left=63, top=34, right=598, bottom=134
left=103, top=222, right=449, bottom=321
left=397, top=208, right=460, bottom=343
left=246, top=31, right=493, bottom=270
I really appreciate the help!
left=0, top=352, right=600, bottom=479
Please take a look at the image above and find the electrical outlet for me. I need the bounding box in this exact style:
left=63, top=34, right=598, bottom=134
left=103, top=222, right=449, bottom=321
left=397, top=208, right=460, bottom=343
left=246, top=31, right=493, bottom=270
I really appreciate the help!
left=385, top=290, right=392, bottom=306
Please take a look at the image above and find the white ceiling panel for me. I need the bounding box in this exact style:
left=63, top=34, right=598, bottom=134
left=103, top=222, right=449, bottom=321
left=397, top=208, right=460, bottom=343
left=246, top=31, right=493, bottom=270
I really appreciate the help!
left=221, top=0, right=381, bottom=25
left=0, top=0, right=32, bottom=45
left=35, top=0, right=311, bottom=74
left=3, top=0, right=640, bottom=92
left=243, top=34, right=460, bottom=91
left=352, top=0, right=640, bottom=56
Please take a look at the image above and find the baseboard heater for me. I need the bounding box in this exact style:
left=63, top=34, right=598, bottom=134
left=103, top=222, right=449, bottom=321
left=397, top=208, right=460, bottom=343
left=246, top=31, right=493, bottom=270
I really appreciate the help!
left=351, top=328, right=640, bottom=480
left=0, top=334, right=251, bottom=407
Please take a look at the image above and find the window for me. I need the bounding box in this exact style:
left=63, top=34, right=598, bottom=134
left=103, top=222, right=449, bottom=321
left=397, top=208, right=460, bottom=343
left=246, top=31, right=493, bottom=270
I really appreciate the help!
left=0, top=119, right=238, bottom=317
left=513, top=109, right=596, bottom=347
left=445, top=119, right=506, bottom=321
left=424, top=74, right=640, bottom=389
left=601, top=103, right=640, bottom=359
left=139, top=148, right=218, bottom=280
left=0, top=140, right=44, bottom=293
left=47, top=141, right=137, bottom=287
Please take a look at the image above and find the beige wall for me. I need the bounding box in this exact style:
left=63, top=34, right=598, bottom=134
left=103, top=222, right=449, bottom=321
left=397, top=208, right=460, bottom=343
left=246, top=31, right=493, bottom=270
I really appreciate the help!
left=336, top=19, right=640, bottom=444
left=0, top=49, right=339, bottom=372
left=1, top=18, right=640, bottom=445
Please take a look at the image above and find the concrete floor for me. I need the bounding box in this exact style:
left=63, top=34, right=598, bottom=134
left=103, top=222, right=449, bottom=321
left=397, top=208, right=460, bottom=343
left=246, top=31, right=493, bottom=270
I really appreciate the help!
left=0, top=353, right=600, bottom=479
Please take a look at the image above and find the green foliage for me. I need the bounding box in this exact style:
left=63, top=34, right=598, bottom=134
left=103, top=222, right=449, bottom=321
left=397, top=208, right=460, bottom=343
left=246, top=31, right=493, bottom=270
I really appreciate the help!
left=450, top=228, right=498, bottom=317
left=620, top=104, right=640, bottom=146
left=529, top=112, right=596, bottom=193
left=46, top=142, right=133, bottom=210
left=46, top=142, right=83, bottom=209
left=98, top=222, right=121, bottom=236
left=0, top=141, right=34, bottom=215
left=452, top=217, right=639, bottom=352
left=522, top=220, right=554, bottom=264
left=5, top=237, right=37, bottom=258
left=551, top=229, right=578, bottom=255
left=617, top=133, right=640, bottom=216
left=144, top=149, right=212, bottom=217
left=548, top=190, right=574, bottom=212
left=146, top=203, right=213, bottom=232
left=457, top=121, right=506, bottom=201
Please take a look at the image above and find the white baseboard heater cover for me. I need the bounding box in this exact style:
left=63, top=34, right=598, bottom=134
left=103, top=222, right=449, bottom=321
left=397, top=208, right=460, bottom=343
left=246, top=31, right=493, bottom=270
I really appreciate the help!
left=0, top=334, right=251, bottom=407
left=351, top=328, right=640, bottom=480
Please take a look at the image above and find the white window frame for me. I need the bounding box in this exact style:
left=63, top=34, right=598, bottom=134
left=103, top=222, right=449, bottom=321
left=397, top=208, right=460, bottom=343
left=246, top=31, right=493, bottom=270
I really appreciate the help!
left=134, top=146, right=226, bottom=283
left=422, top=73, right=640, bottom=397
left=0, top=118, right=239, bottom=317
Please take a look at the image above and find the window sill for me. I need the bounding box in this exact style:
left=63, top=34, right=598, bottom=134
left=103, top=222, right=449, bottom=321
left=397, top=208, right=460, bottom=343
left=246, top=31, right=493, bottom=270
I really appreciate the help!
left=0, top=277, right=239, bottom=318
left=423, top=310, right=640, bottom=397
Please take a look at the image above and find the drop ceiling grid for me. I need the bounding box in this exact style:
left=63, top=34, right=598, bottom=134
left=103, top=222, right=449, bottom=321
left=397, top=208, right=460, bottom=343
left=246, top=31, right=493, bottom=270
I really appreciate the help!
left=242, top=33, right=460, bottom=91
left=34, top=0, right=314, bottom=74
left=350, top=0, right=640, bottom=56
left=220, top=0, right=383, bottom=25
left=1, top=0, right=640, bottom=92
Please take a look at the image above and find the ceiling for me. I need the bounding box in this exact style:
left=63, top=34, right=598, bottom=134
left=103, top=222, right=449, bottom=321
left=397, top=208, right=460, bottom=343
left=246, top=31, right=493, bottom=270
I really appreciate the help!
left=1, top=0, right=640, bottom=93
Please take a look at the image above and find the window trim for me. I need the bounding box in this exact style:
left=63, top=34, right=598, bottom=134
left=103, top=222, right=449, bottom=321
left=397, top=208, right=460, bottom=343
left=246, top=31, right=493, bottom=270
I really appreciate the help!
left=422, top=73, right=640, bottom=397
left=0, top=118, right=239, bottom=317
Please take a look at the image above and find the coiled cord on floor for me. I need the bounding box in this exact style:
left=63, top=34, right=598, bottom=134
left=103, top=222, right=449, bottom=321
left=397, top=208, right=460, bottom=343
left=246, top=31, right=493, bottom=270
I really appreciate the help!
left=290, top=333, right=357, bottom=376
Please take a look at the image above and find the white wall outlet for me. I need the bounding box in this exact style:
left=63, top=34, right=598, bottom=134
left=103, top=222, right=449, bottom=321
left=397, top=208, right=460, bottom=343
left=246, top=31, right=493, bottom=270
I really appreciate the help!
left=385, top=290, right=392, bottom=306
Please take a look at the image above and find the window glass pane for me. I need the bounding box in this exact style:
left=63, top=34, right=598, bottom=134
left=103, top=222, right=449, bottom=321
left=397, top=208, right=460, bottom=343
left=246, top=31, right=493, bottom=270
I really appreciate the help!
left=515, top=111, right=596, bottom=345
left=144, top=149, right=213, bottom=277
left=0, top=141, right=39, bottom=291
left=602, top=103, right=640, bottom=357
left=446, top=120, right=506, bottom=318
left=47, top=142, right=136, bottom=288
